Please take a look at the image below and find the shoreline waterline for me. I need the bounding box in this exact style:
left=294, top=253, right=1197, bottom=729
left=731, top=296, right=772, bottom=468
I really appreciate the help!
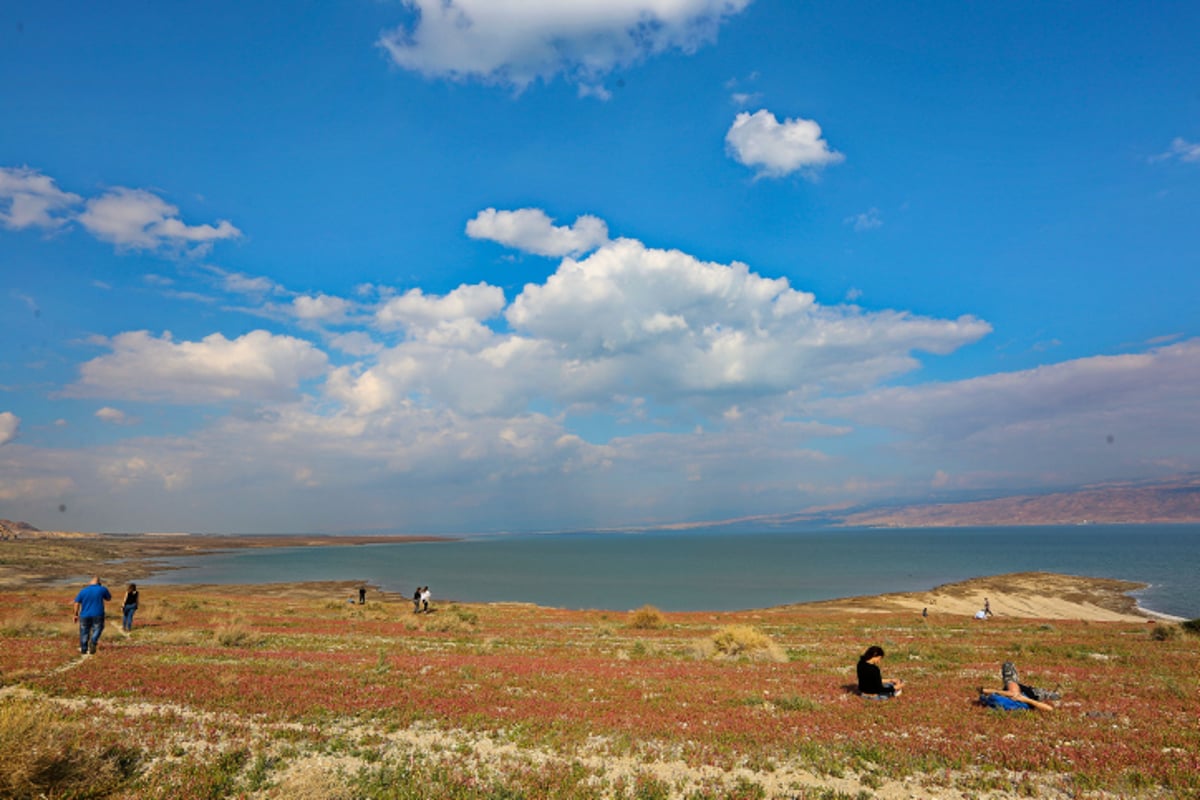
left=123, top=571, right=1173, bottom=622
left=131, top=524, right=1200, bottom=618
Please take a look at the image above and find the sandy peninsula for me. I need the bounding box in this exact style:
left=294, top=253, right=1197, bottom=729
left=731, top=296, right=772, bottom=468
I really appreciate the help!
left=793, top=571, right=1166, bottom=622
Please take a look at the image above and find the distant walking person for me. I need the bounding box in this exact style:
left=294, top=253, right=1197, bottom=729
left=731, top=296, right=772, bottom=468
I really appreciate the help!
left=74, top=576, right=112, bottom=655
left=984, top=597, right=992, bottom=617
left=121, top=583, right=139, bottom=632
left=421, top=586, right=431, bottom=613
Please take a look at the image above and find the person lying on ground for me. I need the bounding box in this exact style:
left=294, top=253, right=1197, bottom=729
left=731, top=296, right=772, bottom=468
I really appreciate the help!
left=980, top=661, right=1058, bottom=711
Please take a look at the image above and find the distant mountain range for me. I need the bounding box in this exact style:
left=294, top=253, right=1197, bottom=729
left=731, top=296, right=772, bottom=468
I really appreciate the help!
left=633, top=474, right=1200, bottom=532
left=835, top=475, right=1200, bottom=528
left=0, top=519, right=40, bottom=539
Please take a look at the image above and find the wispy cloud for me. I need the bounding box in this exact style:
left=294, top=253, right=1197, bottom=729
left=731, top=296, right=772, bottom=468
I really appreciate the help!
left=95, top=407, right=136, bottom=425
left=1151, top=137, right=1200, bottom=164
left=844, top=208, right=882, bottom=232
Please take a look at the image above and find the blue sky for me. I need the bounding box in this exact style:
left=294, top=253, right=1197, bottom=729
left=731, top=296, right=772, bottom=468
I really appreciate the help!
left=2, top=1, right=1198, bottom=534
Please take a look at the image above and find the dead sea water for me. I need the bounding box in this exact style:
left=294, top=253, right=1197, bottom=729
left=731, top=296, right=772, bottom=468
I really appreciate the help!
left=143, top=524, right=1200, bottom=617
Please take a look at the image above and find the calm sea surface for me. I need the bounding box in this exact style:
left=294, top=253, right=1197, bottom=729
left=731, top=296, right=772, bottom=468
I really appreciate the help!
left=141, top=524, right=1200, bottom=618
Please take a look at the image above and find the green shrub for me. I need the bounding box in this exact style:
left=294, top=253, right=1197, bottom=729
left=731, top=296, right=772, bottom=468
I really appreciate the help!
left=1181, top=618, right=1200, bottom=635
left=1149, top=623, right=1179, bottom=641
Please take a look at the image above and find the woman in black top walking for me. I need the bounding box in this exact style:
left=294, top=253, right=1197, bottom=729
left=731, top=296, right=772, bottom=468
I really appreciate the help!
left=122, top=583, right=139, bottom=632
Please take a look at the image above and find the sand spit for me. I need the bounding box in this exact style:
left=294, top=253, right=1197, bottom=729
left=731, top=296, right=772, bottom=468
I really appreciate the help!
left=789, top=571, right=1161, bottom=622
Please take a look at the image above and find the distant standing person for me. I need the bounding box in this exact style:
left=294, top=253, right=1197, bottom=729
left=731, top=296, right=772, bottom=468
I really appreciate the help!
left=121, top=583, right=139, bottom=632
left=421, top=586, right=431, bottom=613
left=856, top=645, right=904, bottom=698
left=358, top=586, right=366, bottom=605
left=73, top=576, right=112, bottom=655
left=412, top=587, right=422, bottom=614
left=984, top=597, right=992, bottom=617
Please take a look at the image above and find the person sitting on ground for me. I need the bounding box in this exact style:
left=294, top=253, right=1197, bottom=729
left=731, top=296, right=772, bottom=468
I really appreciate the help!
left=979, top=661, right=1059, bottom=711
left=856, top=645, right=904, bottom=698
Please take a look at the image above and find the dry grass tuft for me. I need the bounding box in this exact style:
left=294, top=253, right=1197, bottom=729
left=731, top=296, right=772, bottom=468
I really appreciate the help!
left=697, top=625, right=788, bottom=662
left=417, top=606, right=479, bottom=634
left=269, top=757, right=356, bottom=800
left=627, top=605, right=667, bottom=630
left=0, top=696, right=135, bottom=798
left=214, top=622, right=265, bottom=648
left=0, top=608, right=66, bottom=639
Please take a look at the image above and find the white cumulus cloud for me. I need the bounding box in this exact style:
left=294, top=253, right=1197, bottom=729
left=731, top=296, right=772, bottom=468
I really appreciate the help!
left=725, top=109, right=844, bottom=178
left=0, top=412, right=18, bottom=445
left=339, top=222, right=991, bottom=421
left=375, top=283, right=507, bottom=337
left=505, top=236, right=988, bottom=401
left=73, top=330, right=328, bottom=404
left=378, top=0, right=751, bottom=90
left=0, top=166, right=82, bottom=230
left=466, top=207, right=608, bottom=256
left=77, top=188, right=241, bottom=254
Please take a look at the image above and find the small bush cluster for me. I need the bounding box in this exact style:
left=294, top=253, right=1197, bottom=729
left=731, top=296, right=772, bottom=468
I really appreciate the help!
left=628, top=605, right=667, bottom=630
left=698, top=625, right=787, bottom=662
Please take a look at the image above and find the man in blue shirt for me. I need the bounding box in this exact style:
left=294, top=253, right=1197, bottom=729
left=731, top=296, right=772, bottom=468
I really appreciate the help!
left=73, top=576, right=112, bottom=655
